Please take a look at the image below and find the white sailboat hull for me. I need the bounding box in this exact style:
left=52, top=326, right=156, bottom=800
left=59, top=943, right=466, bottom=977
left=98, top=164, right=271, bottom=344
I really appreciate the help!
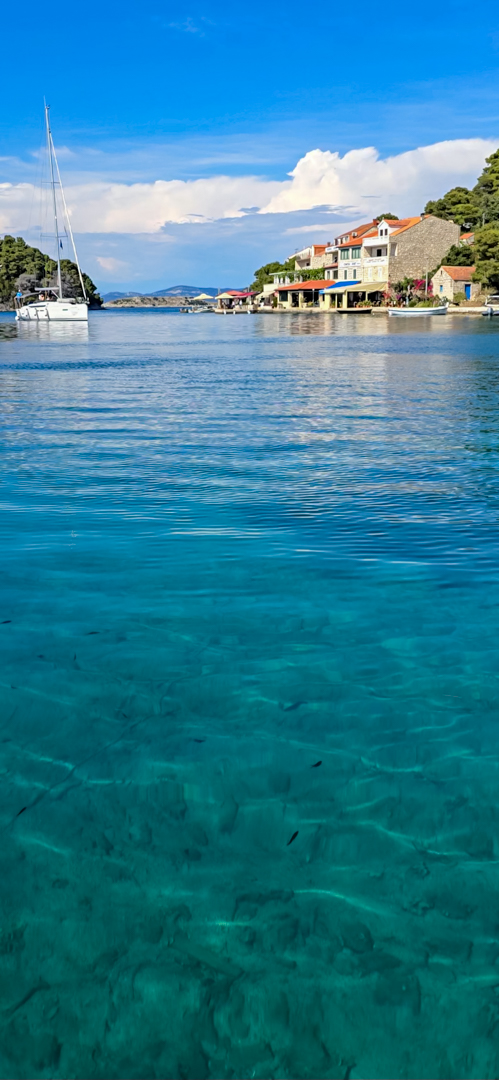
left=388, top=305, right=448, bottom=317
left=16, top=301, right=88, bottom=322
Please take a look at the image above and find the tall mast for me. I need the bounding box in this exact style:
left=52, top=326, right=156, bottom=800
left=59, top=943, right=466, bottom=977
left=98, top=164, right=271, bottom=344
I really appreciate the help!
left=52, top=142, right=87, bottom=302
left=45, top=102, right=62, bottom=298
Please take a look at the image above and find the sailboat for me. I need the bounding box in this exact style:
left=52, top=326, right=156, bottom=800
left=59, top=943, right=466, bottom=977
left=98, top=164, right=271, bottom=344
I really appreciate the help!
left=15, top=104, right=88, bottom=323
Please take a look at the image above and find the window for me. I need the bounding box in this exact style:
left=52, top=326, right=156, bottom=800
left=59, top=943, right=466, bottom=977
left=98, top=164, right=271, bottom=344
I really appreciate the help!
left=340, top=249, right=350, bottom=260
left=343, top=269, right=349, bottom=280
left=390, top=244, right=397, bottom=256
left=440, top=284, right=443, bottom=293
left=351, top=247, right=361, bottom=259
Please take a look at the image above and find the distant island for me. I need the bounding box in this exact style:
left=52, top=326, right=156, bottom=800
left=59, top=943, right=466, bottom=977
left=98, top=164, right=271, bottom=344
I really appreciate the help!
left=0, top=235, right=102, bottom=309
left=102, top=286, right=219, bottom=302
left=104, top=295, right=213, bottom=308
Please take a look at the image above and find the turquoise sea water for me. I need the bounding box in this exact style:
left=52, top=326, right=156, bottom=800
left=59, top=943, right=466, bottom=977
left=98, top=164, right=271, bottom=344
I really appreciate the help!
left=2, top=310, right=499, bottom=1079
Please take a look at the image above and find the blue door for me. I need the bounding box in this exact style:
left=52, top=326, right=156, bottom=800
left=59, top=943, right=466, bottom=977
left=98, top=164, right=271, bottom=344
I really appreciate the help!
left=465, top=284, right=471, bottom=299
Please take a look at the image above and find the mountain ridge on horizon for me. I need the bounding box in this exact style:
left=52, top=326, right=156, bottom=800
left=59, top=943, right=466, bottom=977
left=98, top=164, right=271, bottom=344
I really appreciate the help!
left=101, top=285, right=244, bottom=301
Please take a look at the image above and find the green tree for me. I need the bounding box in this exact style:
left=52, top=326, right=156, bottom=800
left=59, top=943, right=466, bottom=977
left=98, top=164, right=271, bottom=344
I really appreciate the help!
left=375, top=213, right=399, bottom=222
left=250, top=258, right=296, bottom=292
left=424, top=187, right=481, bottom=231
left=473, top=148, right=499, bottom=197
left=424, top=149, right=499, bottom=231
left=472, top=223, right=499, bottom=290
left=439, top=243, right=475, bottom=267
left=48, top=259, right=101, bottom=305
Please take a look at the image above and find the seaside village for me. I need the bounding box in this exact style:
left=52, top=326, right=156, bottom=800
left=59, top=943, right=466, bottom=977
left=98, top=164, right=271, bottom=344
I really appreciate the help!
left=216, top=213, right=480, bottom=313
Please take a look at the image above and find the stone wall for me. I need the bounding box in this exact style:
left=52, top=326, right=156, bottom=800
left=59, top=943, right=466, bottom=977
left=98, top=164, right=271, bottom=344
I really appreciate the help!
left=388, top=216, right=460, bottom=283
left=310, top=254, right=328, bottom=269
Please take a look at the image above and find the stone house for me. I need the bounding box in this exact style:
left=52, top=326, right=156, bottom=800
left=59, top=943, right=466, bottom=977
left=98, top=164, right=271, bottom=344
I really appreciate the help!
left=431, top=265, right=480, bottom=302
left=290, top=215, right=460, bottom=292
left=378, top=215, right=460, bottom=285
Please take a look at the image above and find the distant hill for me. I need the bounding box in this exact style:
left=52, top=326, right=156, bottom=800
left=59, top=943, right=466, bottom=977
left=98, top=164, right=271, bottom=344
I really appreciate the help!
left=102, top=286, right=220, bottom=301
left=101, top=291, right=143, bottom=302
left=154, top=286, right=219, bottom=297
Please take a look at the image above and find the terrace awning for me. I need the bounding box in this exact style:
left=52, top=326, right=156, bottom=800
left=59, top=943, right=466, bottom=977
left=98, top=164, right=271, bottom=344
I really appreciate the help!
left=276, top=280, right=329, bottom=292
left=319, top=280, right=361, bottom=294
left=319, top=281, right=386, bottom=294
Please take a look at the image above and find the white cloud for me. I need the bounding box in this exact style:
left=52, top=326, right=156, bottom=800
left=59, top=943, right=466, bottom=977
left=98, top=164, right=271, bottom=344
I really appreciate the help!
left=0, top=175, right=282, bottom=232
left=0, top=138, right=496, bottom=235
left=261, top=139, right=498, bottom=216
left=285, top=223, right=341, bottom=234
left=168, top=17, right=205, bottom=33
left=96, top=256, right=129, bottom=273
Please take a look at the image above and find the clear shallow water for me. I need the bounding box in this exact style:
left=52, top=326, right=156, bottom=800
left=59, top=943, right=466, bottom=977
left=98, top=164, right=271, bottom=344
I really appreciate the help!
left=1, top=310, right=499, bottom=1078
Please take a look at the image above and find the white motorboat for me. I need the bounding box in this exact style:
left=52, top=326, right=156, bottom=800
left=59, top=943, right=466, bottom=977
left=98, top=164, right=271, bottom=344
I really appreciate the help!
left=16, top=104, right=88, bottom=323
left=482, top=295, right=499, bottom=317
left=388, top=305, right=447, bottom=317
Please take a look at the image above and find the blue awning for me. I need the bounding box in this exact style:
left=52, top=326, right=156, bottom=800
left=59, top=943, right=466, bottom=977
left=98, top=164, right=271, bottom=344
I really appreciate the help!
left=319, top=280, right=361, bottom=294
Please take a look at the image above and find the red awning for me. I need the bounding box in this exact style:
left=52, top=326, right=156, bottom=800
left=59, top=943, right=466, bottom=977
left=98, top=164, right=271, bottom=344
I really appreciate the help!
left=276, top=280, right=330, bottom=291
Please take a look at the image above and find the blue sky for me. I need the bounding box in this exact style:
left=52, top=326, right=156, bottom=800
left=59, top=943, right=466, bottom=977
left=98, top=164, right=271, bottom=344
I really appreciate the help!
left=1, top=0, right=499, bottom=291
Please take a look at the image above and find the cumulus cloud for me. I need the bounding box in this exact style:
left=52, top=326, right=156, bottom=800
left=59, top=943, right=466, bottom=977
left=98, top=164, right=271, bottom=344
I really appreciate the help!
left=261, top=139, right=498, bottom=216
left=0, top=175, right=282, bottom=233
left=0, top=138, right=496, bottom=235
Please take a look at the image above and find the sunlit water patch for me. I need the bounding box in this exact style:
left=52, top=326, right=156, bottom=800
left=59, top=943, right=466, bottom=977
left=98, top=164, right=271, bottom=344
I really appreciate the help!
left=1, top=310, right=499, bottom=1078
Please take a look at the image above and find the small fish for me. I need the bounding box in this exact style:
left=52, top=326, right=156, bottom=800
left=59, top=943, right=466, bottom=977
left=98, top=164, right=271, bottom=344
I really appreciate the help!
left=1, top=620, right=11, bottom=624
left=287, top=830, right=299, bottom=846
left=85, top=631, right=99, bottom=635
left=37, top=655, right=44, bottom=659
left=16, top=807, right=27, bottom=817
left=283, top=701, right=305, bottom=712
left=311, top=760, right=322, bottom=768
left=193, top=738, right=205, bottom=743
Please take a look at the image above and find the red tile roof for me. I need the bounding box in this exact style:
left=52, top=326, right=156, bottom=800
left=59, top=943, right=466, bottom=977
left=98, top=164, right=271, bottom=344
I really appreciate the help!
left=336, top=220, right=377, bottom=243
left=341, top=238, right=371, bottom=249
left=389, top=216, right=422, bottom=235
left=277, top=280, right=330, bottom=291
left=440, top=265, right=475, bottom=281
